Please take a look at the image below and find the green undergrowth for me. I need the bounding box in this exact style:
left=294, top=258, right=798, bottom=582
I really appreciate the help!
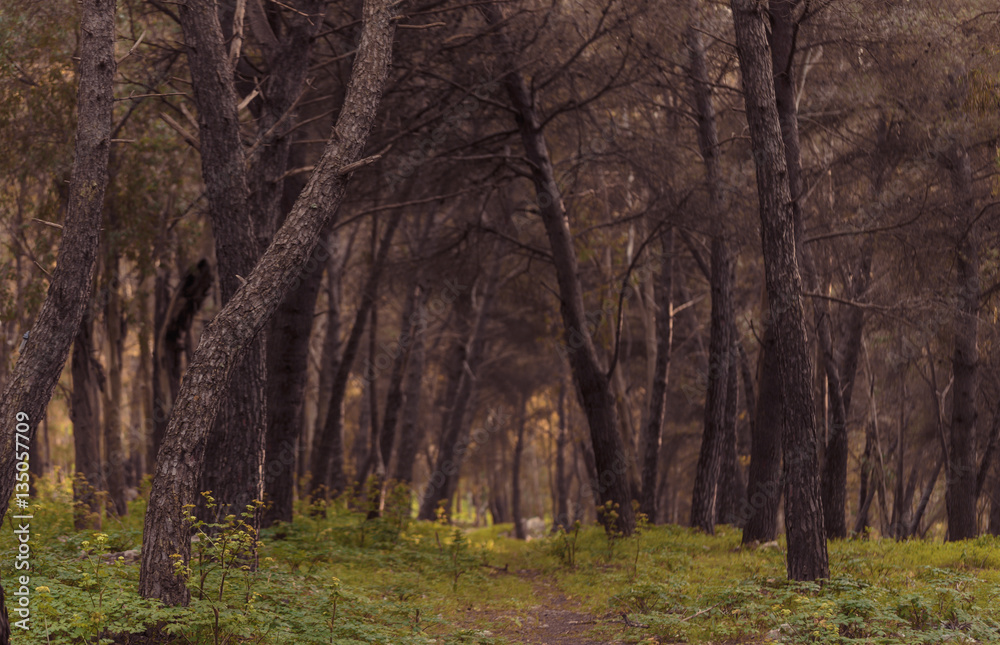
left=4, top=476, right=1000, bottom=644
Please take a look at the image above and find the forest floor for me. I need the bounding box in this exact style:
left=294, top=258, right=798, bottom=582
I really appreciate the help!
left=5, top=477, right=1000, bottom=644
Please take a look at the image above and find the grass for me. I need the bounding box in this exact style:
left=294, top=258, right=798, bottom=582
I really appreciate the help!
left=4, top=475, right=1000, bottom=643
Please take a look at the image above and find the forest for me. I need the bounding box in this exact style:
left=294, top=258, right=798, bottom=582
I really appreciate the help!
left=0, top=0, right=999, bottom=642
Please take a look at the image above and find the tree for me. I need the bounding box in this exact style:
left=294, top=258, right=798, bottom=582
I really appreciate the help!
left=0, top=0, right=117, bottom=637
left=944, top=147, right=979, bottom=541
left=174, top=0, right=267, bottom=530
left=687, top=1, right=736, bottom=535
left=310, top=210, right=403, bottom=499
left=71, top=314, right=103, bottom=529
left=728, top=0, right=828, bottom=580
left=138, top=0, right=397, bottom=605
left=481, top=0, right=636, bottom=536
left=638, top=231, right=673, bottom=521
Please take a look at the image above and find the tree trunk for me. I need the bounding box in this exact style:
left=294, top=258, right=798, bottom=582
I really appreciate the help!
left=818, top=295, right=849, bottom=538
left=310, top=210, right=403, bottom=499
left=555, top=370, right=571, bottom=530
left=356, top=300, right=382, bottom=490
left=101, top=258, right=128, bottom=515
left=262, top=224, right=327, bottom=526
left=686, top=5, right=738, bottom=532
left=176, top=0, right=269, bottom=532
left=716, top=330, right=744, bottom=526
left=138, top=0, right=396, bottom=605
left=262, top=152, right=325, bottom=527
left=512, top=398, right=527, bottom=539
left=72, top=315, right=104, bottom=530
left=729, top=0, right=828, bottom=580
left=854, top=422, right=875, bottom=534
left=418, top=266, right=498, bottom=520
left=481, top=2, right=635, bottom=536
left=392, top=286, right=429, bottom=484
left=306, top=242, right=346, bottom=485
left=0, top=0, right=116, bottom=637
left=369, top=277, right=421, bottom=502
left=690, top=237, right=733, bottom=533
left=945, top=147, right=979, bottom=541
left=908, top=454, right=943, bottom=537
left=742, top=312, right=783, bottom=543
left=153, top=259, right=212, bottom=471
left=639, top=229, right=674, bottom=521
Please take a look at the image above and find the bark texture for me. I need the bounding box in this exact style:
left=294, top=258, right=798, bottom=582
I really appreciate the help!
left=176, top=0, right=268, bottom=530
left=138, top=0, right=396, bottom=605
left=0, top=0, right=117, bottom=638
left=72, top=315, right=103, bottom=529
left=729, top=0, right=828, bottom=580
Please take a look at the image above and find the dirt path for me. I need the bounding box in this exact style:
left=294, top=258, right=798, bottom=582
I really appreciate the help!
left=460, top=569, right=617, bottom=644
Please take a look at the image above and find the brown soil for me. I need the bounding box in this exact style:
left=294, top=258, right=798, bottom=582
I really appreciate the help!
left=456, top=569, right=619, bottom=644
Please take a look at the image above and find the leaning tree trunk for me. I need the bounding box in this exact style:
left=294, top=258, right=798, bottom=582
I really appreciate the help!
left=0, top=0, right=116, bottom=638
left=72, top=315, right=104, bottom=530
left=945, top=147, right=979, bottom=542
left=639, top=229, right=674, bottom=522
left=481, top=2, right=635, bottom=535
left=138, top=0, right=396, bottom=606
left=729, top=0, right=828, bottom=580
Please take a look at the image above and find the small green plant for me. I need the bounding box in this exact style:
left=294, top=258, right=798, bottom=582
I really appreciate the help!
left=548, top=520, right=582, bottom=567
left=180, top=492, right=267, bottom=643
left=630, top=503, right=649, bottom=580
left=438, top=527, right=476, bottom=592
left=597, top=500, right=623, bottom=562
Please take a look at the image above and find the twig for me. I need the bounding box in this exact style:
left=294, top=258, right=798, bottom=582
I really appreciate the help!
left=680, top=603, right=719, bottom=622
left=32, top=218, right=63, bottom=230
left=337, top=155, right=382, bottom=175
left=114, top=91, right=186, bottom=101
left=277, top=165, right=315, bottom=181
left=397, top=21, right=446, bottom=29
left=116, top=30, right=147, bottom=65
left=159, top=112, right=200, bottom=150
left=337, top=145, right=392, bottom=175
